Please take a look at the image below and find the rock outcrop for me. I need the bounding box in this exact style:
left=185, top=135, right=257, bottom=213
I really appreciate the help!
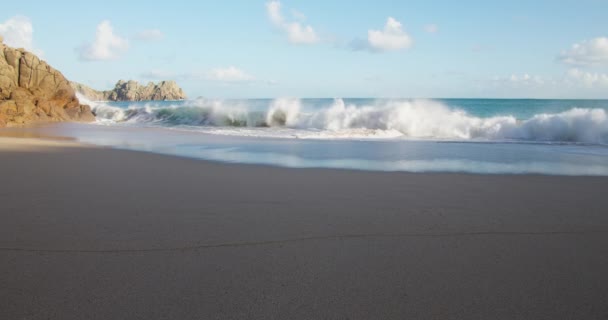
left=71, top=80, right=187, bottom=101
left=0, top=39, right=94, bottom=127
left=70, top=82, right=106, bottom=101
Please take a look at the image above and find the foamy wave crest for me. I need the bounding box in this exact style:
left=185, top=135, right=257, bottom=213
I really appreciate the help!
left=292, top=99, right=608, bottom=143
left=84, top=96, right=268, bottom=126
left=266, top=98, right=301, bottom=127
left=77, top=93, right=125, bottom=123
left=86, top=96, right=608, bottom=144
left=296, top=99, right=516, bottom=139
left=513, top=109, right=608, bottom=143
left=233, top=98, right=608, bottom=143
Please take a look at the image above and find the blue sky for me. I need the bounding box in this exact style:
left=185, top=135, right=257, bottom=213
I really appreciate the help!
left=1, top=0, right=607, bottom=98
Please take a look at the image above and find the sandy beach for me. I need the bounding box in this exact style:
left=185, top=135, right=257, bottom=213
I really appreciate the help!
left=3, top=0, right=608, bottom=317
left=0, top=137, right=607, bottom=319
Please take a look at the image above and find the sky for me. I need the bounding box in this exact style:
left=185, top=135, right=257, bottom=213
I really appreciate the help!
left=1, top=0, right=607, bottom=99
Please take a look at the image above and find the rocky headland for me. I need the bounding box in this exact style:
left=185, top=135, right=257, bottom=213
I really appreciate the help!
left=71, top=80, right=187, bottom=102
left=0, top=36, right=95, bottom=127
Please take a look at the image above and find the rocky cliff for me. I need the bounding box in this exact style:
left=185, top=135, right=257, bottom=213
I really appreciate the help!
left=71, top=80, right=187, bottom=101
left=0, top=38, right=95, bottom=127
left=0, top=38, right=94, bottom=127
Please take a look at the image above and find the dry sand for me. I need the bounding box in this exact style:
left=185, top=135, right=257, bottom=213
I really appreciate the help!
left=1, top=137, right=608, bottom=319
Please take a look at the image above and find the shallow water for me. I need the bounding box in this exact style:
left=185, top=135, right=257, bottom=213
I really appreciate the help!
left=18, top=121, right=608, bottom=176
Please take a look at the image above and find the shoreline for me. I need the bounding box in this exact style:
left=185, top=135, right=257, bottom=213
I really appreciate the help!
left=2, top=133, right=608, bottom=177
left=3, top=121, right=608, bottom=177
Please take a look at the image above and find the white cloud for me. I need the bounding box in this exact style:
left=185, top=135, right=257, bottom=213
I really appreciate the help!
left=492, top=73, right=546, bottom=86
left=0, top=16, right=43, bottom=55
left=567, top=69, right=608, bottom=88
left=513, top=74, right=542, bottom=84
left=77, top=20, right=129, bottom=61
left=291, top=9, right=307, bottom=21
left=490, top=70, right=608, bottom=92
left=559, top=37, right=608, bottom=66
left=284, top=23, right=319, bottom=44
left=482, top=70, right=608, bottom=98
left=354, top=17, right=413, bottom=52
left=142, top=67, right=254, bottom=82
left=141, top=66, right=270, bottom=85
left=134, top=29, right=164, bottom=41
left=267, top=1, right=284, bottom=25
left=425, top=24, right=439, bottom=34
left=139, top=66, right=277, bottom=86
left=208, top=66, right=254, bottom=82
left=483, top=73, right=562, bottom=98
left=266, top=1, right=319, bottom=44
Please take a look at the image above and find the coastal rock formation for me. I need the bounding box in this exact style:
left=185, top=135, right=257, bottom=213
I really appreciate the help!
left=0, top=39, right=94, bottom=127
left=71, top=80, right=187, bottom=101
left=109, top=80, right=187, bottom=101
left=70, top=82, right=106, bottom=101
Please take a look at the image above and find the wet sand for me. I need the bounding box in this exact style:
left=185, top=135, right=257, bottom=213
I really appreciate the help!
left=1, top=137, right=608, bottom=319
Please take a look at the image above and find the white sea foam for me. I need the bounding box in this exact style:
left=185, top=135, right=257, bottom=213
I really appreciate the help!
left=266, top=98, right=301, bottom=127
left=84, top=96, right=608, bottom=144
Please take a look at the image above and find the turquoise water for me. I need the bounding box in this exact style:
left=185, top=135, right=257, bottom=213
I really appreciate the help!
left=438, top=99, right=608, bottom=119
left=65, top=97, right=608, bottom=175
left=89, top=98, right=608, bottom=143
left=100, top=98, right=608, bottom=124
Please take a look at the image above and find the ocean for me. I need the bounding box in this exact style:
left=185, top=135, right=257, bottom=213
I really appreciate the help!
left=64, top=96, right=608, bottom=175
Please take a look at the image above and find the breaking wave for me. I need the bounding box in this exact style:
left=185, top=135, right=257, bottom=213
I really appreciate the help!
left=80, top=95, right=608, bottom=144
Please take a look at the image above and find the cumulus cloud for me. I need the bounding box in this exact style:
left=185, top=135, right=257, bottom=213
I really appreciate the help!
left=266, top=1, right=319, bottom=44
left=134, top=29, right=164, bottom=41
left=425, top=24, right=439, bottom=34
left=559, top=37, right=608, bottom=66
left=491, top=70, right=608, bottom=91
left=492, top=73, right=546, bottom=87
left=77, top=20, right=129, bottom=61
left=208, top=66, right=255, bottom=82
left=0, top=16, right=42, bottom=55
left=266, top=1, right=283, bottom=25
left=369, top=18, right=413, bottom=51
left=567, top=68, right=608, bottom=88
left=141, top=66, right=256, bottom=83
left=484, top=70, right=608, bottom=98
left=352, top=17, right=413, bottom=52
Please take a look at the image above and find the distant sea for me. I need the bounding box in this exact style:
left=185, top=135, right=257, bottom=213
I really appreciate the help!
left=63, top=96, right=608, bottom=175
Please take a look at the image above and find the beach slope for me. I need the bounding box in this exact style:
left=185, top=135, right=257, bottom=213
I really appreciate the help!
left=1, top=138, right=608, bottom=319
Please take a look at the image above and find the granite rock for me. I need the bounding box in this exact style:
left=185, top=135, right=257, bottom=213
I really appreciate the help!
left=71, top=80, right=187, bottom=101
left=0, top=41, right=94, bottom=127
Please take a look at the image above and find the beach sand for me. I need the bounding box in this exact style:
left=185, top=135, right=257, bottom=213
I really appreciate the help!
left=1, top=137, right=608, bottom=319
